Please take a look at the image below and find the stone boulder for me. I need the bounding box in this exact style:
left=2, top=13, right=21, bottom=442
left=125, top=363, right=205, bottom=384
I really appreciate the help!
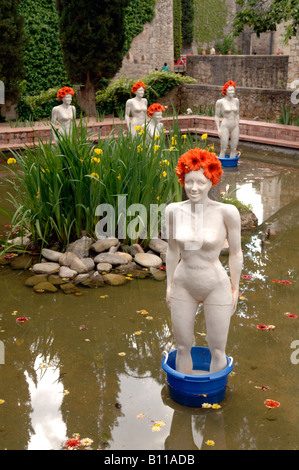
left=67, top=236, right=94, bottom=258
left=91, top=237, right=119, bottom=253
left=33, top=281, right=58, bottom=293
left=134, top=252, right=162, bottom=269
left=102, top=273, right=129, bottom=286
left=94, top=252, right=128, bottom=265
left=41, top=248, right=63, bottom=262
left=32, top=262, right=60, bottom=274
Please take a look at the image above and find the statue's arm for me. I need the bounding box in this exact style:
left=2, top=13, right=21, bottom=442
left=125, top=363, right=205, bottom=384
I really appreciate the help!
left=225, top=205, right=243, bottom=312
left=215, top=100, right=222, bottom=137
left=125, top=100, right=131, bottom=131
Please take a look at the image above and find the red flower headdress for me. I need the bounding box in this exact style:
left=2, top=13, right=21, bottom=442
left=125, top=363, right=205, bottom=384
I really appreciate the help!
left=147, top=103, right=165, bottom=117
left=175, top=148, right=223, bottom=187
left=131, top=81, right=146, bottom=94
left=222, top=80, right=236, bottom=96
left=57, top=86, right=75, bottom=101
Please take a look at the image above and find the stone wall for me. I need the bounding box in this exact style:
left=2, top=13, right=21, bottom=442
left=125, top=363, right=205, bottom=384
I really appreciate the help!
left=159, top=84, right=297, bottom=122
left=115, top=0, right=173, bottom=80
left=186, top=55, right=289, bottom=90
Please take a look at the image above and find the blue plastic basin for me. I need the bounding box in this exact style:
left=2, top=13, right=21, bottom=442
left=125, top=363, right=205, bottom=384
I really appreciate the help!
left=161, top=346, right=233, bottom=407
left=218, top=154, right=240, bottom=168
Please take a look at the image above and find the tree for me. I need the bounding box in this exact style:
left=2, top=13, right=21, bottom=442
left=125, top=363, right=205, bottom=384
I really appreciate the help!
left=181, top=0, right=195, bottom=46
left=173, top=0, right=182, bottom=61
left=0, top=0, right=26, bottom=103
left=55, top=0, right=130, bottom=116
left=234, top=0, right=299, bottom=43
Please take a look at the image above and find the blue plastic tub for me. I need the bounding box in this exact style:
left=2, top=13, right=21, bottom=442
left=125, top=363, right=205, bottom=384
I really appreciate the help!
left=218, top=154, right=240, bottom=168
left=161, top=347, right=233, bottom=407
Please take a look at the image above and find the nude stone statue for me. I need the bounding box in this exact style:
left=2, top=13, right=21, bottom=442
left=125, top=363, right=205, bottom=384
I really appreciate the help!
left=165, top=148, right=243, bottom=375
left=215, top=80, right=240, bottom=158
left=51, top=86, right=76, bottom=142
left=125, top=81, right=148, bottom=138
left=146, top=103, right=165, bottom=141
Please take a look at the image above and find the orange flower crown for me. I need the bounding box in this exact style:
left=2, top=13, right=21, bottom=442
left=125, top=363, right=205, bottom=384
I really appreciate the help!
left=175, top=148, right=223, bottom=187
left=131, top=81, right=146, bottom=94
left=57, top=86, right=75, bottom=101
left=147, top=103, right=165, bottom=117
left=222, top=80, right=236, bottom=96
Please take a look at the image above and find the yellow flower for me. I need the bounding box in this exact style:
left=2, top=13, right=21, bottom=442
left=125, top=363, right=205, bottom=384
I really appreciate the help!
left=154, top=134, right=160, bottom=140
left=154, top=145, right=160, bottom=152
left=137, top=145, right=142, bottom=153
left=81, top=438, right=93, bottom=447
left=205, top=440, right=215, bottom=446
left=134, top=125, right=142, bottom=131
left=0, top=399, right=5, bottom=405
left=64, top=389, right=70, bottom=395
left=169, top=146, right=177, bottom=152
left=162, top=171, right=167, bottom=178
left=201, top=133, right=208, bottom=140
left=211, top=403, right=221, bottom=409
left=117, top=173, right=121, bottom=180
left=118, top=352, right=126, bottom=356
left=171, top=136, right=177, bottom=145
left=7, top=158, right=16, bottom=164
left=90, top=172, right=99, bottom=179
left=162, top=159, right=170, bottom=166
left=91, top=157, right=101, bottom=163
left=202, top=403, right=212, bottom=408
left=94, top=148, right=103, bottom=155
left=181, top=134, right=187, bottom=140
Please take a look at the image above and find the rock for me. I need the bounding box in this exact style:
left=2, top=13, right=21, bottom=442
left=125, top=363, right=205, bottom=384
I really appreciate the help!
left=102, top=273, right=129, bottom=286
left=96, top=262, right=113, bottom=273
left=47, top=274, right=69, bottom=285
left=240, top=210, right=258, bottom=232
left=60, top=283, right=79, bottom=294
left=25, top=274, right=48, bottom=287
left=131, top=243, right=144, bottom=256
left=67, top=236, right=94, bottom=258
left=114, top=252, right=132, bottom=263
left=74, top=273, right=92, bottom=284
left=149, top=238, right=168, bottom=254
left=94, top=252, right=128, bottom=265
left=58, top=252, right=78, bottom=267
left=70, top=256, right=89, bottom=274
left=130, top=269, right=151, bottom=279
left=32, top=262, right=60, bottom=274
left=0, top=254, right=12, bottom=265
left=59, top=266, right=77, bottom=278
left=33, top=281, right=58, bottom=293
left=10, top=254, right=34, bottom=270
left=91, top=237, right=119, bottom=253
left=114, top=261, right=138, bottom=274
left=134, top=252, right=162, bottom=268
left=150, top=267, right=166, bottom=281
left=80, top=257, right=95, bottom=272
left=41, top=248, right=63, bottom=262
left=10, top=236, right=31, bottom=246
left=80, top=271, right=105, bottom=288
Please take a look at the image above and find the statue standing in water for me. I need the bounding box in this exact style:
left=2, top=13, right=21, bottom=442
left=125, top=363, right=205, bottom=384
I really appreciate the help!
left=51, top=86, right=76, bottom=142
left=215, top=80, right=239, bottom=158
left=165, top=148, right=243, bottom=374
left=125, top=81, right=148, bottom=138
left=146, top=103, right=165, bottom=141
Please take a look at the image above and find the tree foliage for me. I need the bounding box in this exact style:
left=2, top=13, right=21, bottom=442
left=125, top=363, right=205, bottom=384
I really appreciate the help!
left=234, top=0, right=299, bottom=43
left=123, top=1, right=156, bottom=55
left=181, top=0, right=195, bottom=45
left=0, top=0, right=26, bottom=100
left=193, top=0, right=227, bottom=46
left=173, top=0, right=182, bottom=61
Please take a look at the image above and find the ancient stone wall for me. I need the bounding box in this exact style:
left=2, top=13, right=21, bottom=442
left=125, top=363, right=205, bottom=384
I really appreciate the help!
left=186, top=55, right=289, bottom=90
left=115, top=0, right=173, bottom=80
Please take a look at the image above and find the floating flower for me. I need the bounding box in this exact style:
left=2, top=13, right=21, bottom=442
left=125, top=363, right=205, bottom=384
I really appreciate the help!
left=285, top=313, right=298, bottom=319
left=268, top=324, right=276, bottom=330
left=241, top=275, right=252, bottom=279
left=151, top=420, right=166, bottom=432
left=16, top=317, right=29, bottom=323
left=7, top=157, right=17, bottom=165
left=118, top=352, right=126, bottom=356
left=271, top=279, right=280, bottom=283
left=257, top=324, right=268, bottom=330
left=205, top=440, right=215, bottom=446
left=136, top=413, right=145, bottom=419
left=0, top=399, right=5, bottom=404
left=80, top=438, right=93, bottom=447
left=264, top=399, right=280, bottom=409
left=211, top=403, right=221, bottom=409
left=279, top=280, right=292, bottom=285
left=255, top=385, right=270, bottom=391
left=63, top=437, right=81, bottom=449
left=202, top=403, right=212, bottom=408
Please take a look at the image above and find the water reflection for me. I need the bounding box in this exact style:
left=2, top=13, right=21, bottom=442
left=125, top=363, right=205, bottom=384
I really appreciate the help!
left=24, top=354, right=66, bottom=450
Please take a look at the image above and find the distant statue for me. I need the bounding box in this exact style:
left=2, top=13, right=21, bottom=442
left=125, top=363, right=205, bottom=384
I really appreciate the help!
left=215, top=80, right=240, bottom=158
left=165, top=148, right=243, bottom=374
left=210, top=46, right=215, bottom=55
left=146, top=103, right=165, bottom=141
left=51, top=87, right=76, bottom=142
left=125, top=81, right=148, bottom=138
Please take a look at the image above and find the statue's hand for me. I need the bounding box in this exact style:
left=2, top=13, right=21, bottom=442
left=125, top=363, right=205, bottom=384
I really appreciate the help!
left=166, top=288, right=172, bottom=310
left=231, top=289, right=238, bottom=314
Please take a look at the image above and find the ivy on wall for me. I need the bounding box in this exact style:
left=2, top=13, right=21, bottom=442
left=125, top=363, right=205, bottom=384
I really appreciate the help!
left=193, top=0, right=228, bottom=47
left=181, top=0, right=194, bottom=45
left=123, top=0, right=156, bottom=55
left=173, top=0, right=182, bottom=61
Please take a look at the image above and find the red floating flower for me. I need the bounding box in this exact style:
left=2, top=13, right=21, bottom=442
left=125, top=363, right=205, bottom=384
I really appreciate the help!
left=285, top=313, right=298, bottom=319
left=271, top=279, right=280, bottom=283
left=279, top=280, right=292, bottom=285
left=264, top=399, right=280, bottom=409
left=64, top=437, right=82, bottom=449
left=16, top=317, right=29, bottom=323
left=257, top=324, right=268, bottom=330
left=241, top=275, right=252, bottom=279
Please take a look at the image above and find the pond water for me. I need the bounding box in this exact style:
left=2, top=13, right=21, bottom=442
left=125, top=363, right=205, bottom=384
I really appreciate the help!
left=0, top=150, right=299, bottom=450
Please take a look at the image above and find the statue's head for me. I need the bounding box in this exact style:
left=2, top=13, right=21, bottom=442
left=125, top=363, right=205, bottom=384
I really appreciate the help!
left=175, top=148, right=223, bottom=188
left=222, top=80, right=236, bottom=96
left=57, top=86, right=75, bottom=101
left=131, top=81, right=146, bottom=96
left=147, top=103, right=165, bottom=122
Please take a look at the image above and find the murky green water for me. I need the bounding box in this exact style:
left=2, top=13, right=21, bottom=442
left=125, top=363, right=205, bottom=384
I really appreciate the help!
left=0, top=151, right=299, bottom=450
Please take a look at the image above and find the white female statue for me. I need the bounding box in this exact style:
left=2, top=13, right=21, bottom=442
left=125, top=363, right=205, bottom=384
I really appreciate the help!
left=165, top=148, right=243, bottom=374
left=146, top=103, right=165, bottom=141
left=215, top=80, right=239, bottom=158
left=125, top=81, right=148, bottom=138
left=51, top=86, right=76, bottom=142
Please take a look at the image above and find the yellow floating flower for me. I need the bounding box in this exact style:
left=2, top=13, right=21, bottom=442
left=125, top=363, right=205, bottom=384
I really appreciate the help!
left=7, top=158, right=16, bottom=164
left=212, top=403, right=221, bottom=409
left=81, top=438, right=93, bottom=446
left=118, top=352, right=126, bottom=356
left=205, top=440, right=215, bottom=446
left=64, top=389, right=70, bottom=396
left=94, top=148, right=103, bottom=155
left=201, top=133, right=208, bottom=140
left=202, top=403, right=212, bottom=408
left=0, top=399, right=5, bottom=405
left=135, top=331, right=142, bottom=335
